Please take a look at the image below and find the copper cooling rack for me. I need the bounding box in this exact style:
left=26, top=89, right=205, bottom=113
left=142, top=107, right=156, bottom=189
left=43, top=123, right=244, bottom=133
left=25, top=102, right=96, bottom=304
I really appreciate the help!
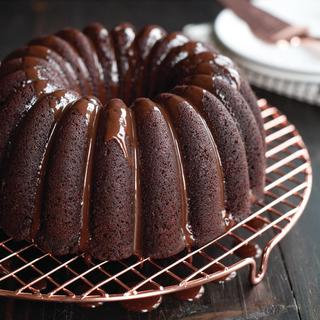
left=0, top=99, right=312, bottom=311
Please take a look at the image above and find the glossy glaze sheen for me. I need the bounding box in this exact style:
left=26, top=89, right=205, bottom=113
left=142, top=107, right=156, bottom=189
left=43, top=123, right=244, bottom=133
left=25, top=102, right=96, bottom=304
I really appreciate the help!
left=31, top=90, right=80, bottom=239
left=0, top=23, right=265, bottom=261
left=76, top=98, right=101, bottom=252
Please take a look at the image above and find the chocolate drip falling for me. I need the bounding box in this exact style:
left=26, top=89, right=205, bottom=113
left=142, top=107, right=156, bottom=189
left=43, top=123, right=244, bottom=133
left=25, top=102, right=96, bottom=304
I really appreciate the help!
left=157, top=103, right=194, bottom=250
left=78, top=97, right=101, bottom=253
left=31, top=90, right=80, bottom=239
left=0, top=22, right=265, bottom=263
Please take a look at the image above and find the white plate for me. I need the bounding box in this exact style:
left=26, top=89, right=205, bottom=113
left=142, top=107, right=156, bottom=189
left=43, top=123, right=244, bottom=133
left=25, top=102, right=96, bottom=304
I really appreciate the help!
left=213, top=0, right=320, bottom=81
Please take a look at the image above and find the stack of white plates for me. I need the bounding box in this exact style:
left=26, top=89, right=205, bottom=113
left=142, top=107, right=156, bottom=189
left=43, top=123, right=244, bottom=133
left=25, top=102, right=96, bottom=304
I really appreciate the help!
left=183, top=0, right=320, bottom=106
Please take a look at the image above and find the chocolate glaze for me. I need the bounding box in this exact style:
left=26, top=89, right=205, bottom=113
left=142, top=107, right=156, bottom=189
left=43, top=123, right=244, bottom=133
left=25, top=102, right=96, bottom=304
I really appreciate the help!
left=234, top=241, right=262, bottom=259
left=105, top=99, right=141, bottom=256
left=3, top=45, right=76, bottom=89
left=146, top=32, right=189, bottom=96
left=77, top=97, right=101, bottom=252
left=121, top=283, right=163, bottom=313
left=84, top=22, right=119, bottom=101
left=33, top=279, right=47, bottom=292
left=180, top=75, right=265, bottom=201
left=29, top=34, right=90, bottom=95
left=214, top=54, right=241, bottom=88
left=156, top=41, right=210, bottom=94
left=135, top=25, right=167, bottom=61
left=31, top=90, right=80, bottom=238
left=0, top=80, right=59, bottom=168
left=132, top=25, right=166, bottom=98
left=156, top=101, right=192, bottom=249
left=89, top=98, right=136, bottom=260
left=0, top=56, right=65, bottom=86
left=104, top=99, right=132, bottom=160
left=130, top=106, right=142, bottom=257
left=132, top=98, right=185, bottom=258
left=0, top=90, right=78, bottom=241
left=56, top=28, right=106, bottom=101
left=172, top=85, right=250, bottom=219
left=0, top=23, right=264, bottom=263
left=111, top=23, right=137, bottom=104
left=247, top=217, right=266, bottom=230
left=170, top=51, right=240, bottom=92
left=35, top=96, right=101, bottom=255
left=0, top=66, right=58, bottom=105
left=156, top=92, right=227, bottom=247
left=174, top=285, right=204, bottom=301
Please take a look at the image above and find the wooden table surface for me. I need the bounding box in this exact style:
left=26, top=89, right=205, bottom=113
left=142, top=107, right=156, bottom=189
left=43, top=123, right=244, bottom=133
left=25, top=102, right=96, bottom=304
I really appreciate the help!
left=0, top=1, right=319, bottom=319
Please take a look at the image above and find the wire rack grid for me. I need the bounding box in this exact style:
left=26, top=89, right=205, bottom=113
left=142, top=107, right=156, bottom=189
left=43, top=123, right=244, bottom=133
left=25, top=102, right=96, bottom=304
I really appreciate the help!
left=0, top=99, right=312, bottom=306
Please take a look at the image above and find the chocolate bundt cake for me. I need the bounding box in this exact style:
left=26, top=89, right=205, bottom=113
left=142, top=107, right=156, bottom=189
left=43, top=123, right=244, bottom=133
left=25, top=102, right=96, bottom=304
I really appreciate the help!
left=0, top=23, right=265, bottom=261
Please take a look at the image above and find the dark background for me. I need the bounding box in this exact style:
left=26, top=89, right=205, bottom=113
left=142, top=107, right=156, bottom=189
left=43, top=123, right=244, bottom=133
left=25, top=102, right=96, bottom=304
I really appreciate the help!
left=0, top=0, right=224, bottom=56
left=0, top=1, right=319, bottom=319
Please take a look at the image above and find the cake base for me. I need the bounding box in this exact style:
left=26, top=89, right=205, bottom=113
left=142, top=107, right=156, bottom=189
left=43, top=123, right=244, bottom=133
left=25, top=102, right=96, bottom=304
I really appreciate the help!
left=0, top=100, right=312, bottom=312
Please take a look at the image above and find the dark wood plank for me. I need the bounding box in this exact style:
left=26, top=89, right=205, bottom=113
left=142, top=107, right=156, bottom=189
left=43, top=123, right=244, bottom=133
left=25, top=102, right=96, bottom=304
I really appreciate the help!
left=255, top=88, right=320, bottom=320
left=0, top=243, right=299, bottom=319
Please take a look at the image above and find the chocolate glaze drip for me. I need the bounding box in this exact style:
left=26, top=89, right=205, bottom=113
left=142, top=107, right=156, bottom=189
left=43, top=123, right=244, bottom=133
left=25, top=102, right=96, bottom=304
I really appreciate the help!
left=121, top=283, right=163, bottom=312
left=147, top=32, right=189, bottom=96
left=234, top=240, right=262, bottom=259
left=33, top=278, right=47, bottom=292
left=103, top=98, right=141, bottom=257
left=29, top=34, right=90, bottom=94
left=132, top=98, right=185, bottom=257
left=172, top=85, right=250, bottom=220
left=168, top=89, right=225, bottom=203
left=181, top=75, right=265, bottom=201
left=104, top=99, right=132, bottom=160
left=3, top=45, right=75, bottom=89
left=214, top=54, right=241, bottom=89
left=132, top=25, right=166, bottom=98
left=0, top=67, right=54, bottom=106
left=174, top=285, right=205, bottom=301
left=111, top=23, right=137, bottom=104
left=0, top=79, right=59, bottom=169
left=19, top=66, right=50, bottom=81
left=247, top=217, right=266, bottom=230
left=156, top=103, right=193, bottom=249
left=155, top=41, right=209, bottom=94
left=156, top=93, right=226, bottom=246
left=77, top=97, right=101, bottom=252
left=0, top=23, right=264, bottom=262
left=56, top=28, right=106, bottom=101
left=31, top=90, right=80, bottom=239
left=130, top=108, right=142, bottom=257
left=171, top=50, right=240, bottom=91
left=0, top=56, right=67, bottom=86
left=84, top=23, right=119, bottom=100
